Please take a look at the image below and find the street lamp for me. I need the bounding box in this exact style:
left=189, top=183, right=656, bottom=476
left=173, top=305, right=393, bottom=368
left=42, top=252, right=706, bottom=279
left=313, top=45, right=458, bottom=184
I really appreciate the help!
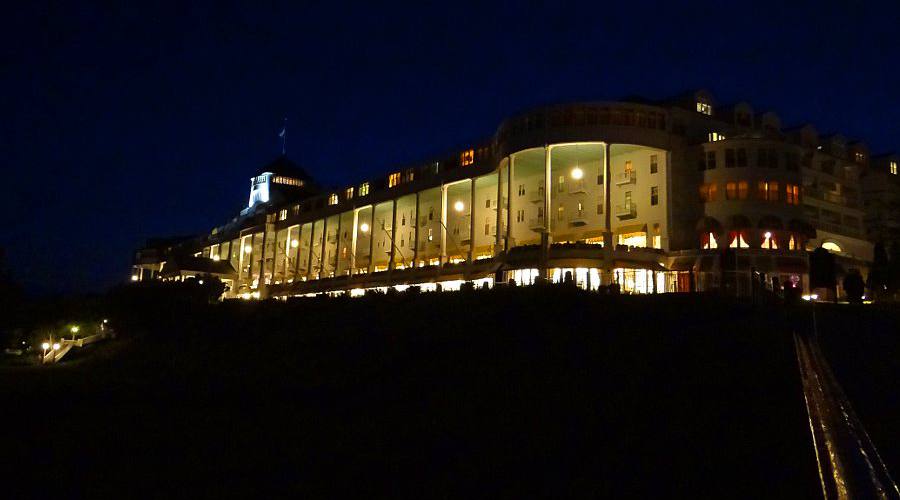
left=453, top=200, right=465, bottom=212
left=291, top=239, right=299, bottom=248
left=570, top=166, right=584, bottom=180
left=359, top=222, right=370, bottom=233
left=41, top=342, right=50, bottom=351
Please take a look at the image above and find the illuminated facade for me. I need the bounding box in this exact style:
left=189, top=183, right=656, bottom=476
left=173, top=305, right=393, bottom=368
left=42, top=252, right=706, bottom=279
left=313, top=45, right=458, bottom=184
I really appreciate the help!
left=134, top=90, right=888, bottom=298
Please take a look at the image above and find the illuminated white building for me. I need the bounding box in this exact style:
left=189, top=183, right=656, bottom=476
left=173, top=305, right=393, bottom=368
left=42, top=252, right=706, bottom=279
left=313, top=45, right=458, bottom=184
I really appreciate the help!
left=133, top=90, right=889, bottom=298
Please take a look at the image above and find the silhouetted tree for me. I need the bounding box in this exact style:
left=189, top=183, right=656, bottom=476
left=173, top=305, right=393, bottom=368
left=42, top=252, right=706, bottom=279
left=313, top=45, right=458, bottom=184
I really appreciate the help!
left=809, top=247, right=837, bottom=300
left=843, top=269, right=865, bottom=304
left=889, top=241, right=900, bottom=300
left=867, top=242, right=890, bottom=300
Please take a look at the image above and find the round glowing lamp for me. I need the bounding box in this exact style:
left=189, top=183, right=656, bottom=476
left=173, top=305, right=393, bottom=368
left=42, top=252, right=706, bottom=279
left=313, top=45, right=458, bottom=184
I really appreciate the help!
left=41, top=342, right=50, bottom=351
left=571, top=167, right=584, bottom=180
left=454, top=201, right=465, bottom=212
left=291, top=239, right=299, bottom=248
left=360, top=222, right=370, bottom=233
left=244, top=245, right=252, bottom=254
left=52, top=343, right=60, bottom=350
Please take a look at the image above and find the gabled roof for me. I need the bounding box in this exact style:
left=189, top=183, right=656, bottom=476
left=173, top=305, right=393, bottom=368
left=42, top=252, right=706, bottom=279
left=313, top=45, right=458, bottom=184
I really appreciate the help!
left=255, top=155, right=316, bottom=183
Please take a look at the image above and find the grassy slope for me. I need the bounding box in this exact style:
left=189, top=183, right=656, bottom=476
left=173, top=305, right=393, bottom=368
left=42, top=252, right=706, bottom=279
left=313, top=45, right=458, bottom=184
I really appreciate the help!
left=3, top=289, right=820, bottom=498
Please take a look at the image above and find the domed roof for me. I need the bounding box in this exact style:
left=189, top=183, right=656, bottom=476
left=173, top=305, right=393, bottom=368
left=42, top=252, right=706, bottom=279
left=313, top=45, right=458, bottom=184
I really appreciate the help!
left=255, top=155, right=315, bottom=183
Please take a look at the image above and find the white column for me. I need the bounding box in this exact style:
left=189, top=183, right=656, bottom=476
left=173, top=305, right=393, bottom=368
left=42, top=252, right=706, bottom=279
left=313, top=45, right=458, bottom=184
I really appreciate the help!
left=440, top=184, right=448, bottom=264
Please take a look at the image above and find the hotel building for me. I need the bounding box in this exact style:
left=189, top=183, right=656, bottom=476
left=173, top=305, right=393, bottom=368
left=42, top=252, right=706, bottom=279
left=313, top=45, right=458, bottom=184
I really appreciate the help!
left=133, top=90, right=895, bottom=298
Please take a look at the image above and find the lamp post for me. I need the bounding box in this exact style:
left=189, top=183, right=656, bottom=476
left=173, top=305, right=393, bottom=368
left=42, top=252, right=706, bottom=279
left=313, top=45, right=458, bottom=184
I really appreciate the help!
left=70, top=325, right=80, bottom=341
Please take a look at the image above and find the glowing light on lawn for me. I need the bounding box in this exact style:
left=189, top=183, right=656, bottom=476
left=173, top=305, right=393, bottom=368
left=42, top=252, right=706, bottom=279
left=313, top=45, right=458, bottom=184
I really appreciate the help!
left=70, top=326, right=79, bottom=334
left=52, top=343, right=60, bottom=350
left=41, top=342, right=50, bottom=350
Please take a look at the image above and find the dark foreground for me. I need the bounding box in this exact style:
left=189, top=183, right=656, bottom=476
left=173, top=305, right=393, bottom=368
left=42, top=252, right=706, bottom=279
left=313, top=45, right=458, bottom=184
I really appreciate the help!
left=3, top=289, right=847, bottom=497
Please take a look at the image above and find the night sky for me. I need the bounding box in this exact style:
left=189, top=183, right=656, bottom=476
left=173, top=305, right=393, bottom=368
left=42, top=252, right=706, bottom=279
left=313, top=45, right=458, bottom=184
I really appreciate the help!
left=3, top=1, right=899, bottom=294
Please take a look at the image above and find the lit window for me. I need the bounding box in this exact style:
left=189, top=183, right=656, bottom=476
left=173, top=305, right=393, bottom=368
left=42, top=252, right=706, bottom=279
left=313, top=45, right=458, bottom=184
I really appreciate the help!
left=651, top=186, right=659, bottom=206
left=278, top=209, right=287, bottom=221
left=821, top=241, right=842, bottom=253
left=702, top=232, right=718, bottom=249
left=788, top=235, right=796, bottom=250
left=404, top=169, right=415, bottom=182
left=891, top=161, right=898, bottom=175
left=460, top=149, right=475, bottom=166
left=785, top=184, right=800, bottom=205
left=696, top=101, right=713, bottom=115
left=388, top=172, right=401, bottom=188
left=738, top=181, right=748, bottom=200
left=699, top=183, right=717, bottom=202
left=757, top=181, right=779, bottom=201
left=726, top=182, right=737, bottom=200
left=728, top=231, right=749, bottom=248
left=359, top=182, right=370, bottom=196
left=761, top=231, right=778, bottom=249
left=708, top=132, right=725, bottom=142
left=328, top=193, right=338, bottom=206
left=345, top=187, right=354, bottom=199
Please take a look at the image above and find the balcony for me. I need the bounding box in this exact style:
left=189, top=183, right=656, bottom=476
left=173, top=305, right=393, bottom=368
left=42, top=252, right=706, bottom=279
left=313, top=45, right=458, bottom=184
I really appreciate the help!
left=530, top=186, right=545, bottom=204
left=615, top=202, right=637, bottom=219
left=529, top=217, right=546, bottom=232
left=568, top=212, right=588, bottom=226
left=615, top=171, right=636, bottom=185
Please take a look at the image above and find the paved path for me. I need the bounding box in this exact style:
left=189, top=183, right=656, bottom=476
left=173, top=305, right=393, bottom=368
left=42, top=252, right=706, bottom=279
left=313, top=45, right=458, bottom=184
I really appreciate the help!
left=794, top=329, right=900, bottom=499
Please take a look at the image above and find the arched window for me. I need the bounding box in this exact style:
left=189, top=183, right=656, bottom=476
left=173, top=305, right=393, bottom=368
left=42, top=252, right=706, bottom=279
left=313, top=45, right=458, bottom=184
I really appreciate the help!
left=701, top=232, right=718, bottom=249
left=821, top=241, right=842, bottom=253
left=728, top=231, right=749, bottom=248
left=761, top=231, right=778, bottom=250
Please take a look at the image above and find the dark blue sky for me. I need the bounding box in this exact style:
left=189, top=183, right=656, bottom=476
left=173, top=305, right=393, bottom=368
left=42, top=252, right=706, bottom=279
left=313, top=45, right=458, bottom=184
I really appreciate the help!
left=3, top=1, right=898, bottom=294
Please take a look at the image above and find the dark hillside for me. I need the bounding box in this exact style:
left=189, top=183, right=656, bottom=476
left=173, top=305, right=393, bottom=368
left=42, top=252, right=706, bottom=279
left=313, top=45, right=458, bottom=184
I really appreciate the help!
left=3, top=288, right=820, bottom=498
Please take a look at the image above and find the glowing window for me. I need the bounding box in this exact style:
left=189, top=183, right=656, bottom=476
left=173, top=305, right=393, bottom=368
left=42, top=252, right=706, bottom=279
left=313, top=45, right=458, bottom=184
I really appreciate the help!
left=328, top=193, right=338, bottom=206
left=785, top=184, right=800, bottom=205
left=278, top=209, right=287, bottom=221
left=708, top=132, right=725, bottom=142
left=359, top=182, right=370, bottom=196
left=388, top=172, right=401, bottom=188
left=345, top=187, right=354, bottom=199
left=460, top=149, right=475, bottom=166
left=403, top=169, right=415, bottom=182
left=738, top=181, right=748, bottom=199
left=726, top=182, right=737, bottom=200
left=702, top=232, right=718, bottom=249
left=618, top=232, right=647, bottom=248
left=789, top=235, right=796, bottom=250
left=761, top=231, right=778, bottom=250
left=821, top=241, right=842, bottom=253
left=891, top=161, right=898, bottom=175
left=729, top=231, right=749, bottom=248
left=696, top=101, right=713, bottom=115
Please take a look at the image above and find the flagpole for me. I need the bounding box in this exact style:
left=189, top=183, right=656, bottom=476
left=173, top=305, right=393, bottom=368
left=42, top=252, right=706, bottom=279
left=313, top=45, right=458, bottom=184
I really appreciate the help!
left=281, top=117, right=287, bottom=156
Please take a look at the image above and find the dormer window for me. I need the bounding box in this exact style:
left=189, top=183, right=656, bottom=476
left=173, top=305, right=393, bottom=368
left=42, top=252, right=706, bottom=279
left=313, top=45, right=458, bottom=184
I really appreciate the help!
left=708, top=132, right=726, bottom=142
left=278, top=209, right=287, bottom=221
left=328, top=193, right=338, bottom=206
left=359, top=182, right=370, bottom=196
left=460, top=149, right=475, bottom=166
left=345, top=187, right=354, bottom=199
left=403, top=168, right=415, bottom=182
left=388, top=172, right=401, bottom=188
left=891, top=161, right=898, bottom=175
left=696, top=100, right=713, bottom=116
